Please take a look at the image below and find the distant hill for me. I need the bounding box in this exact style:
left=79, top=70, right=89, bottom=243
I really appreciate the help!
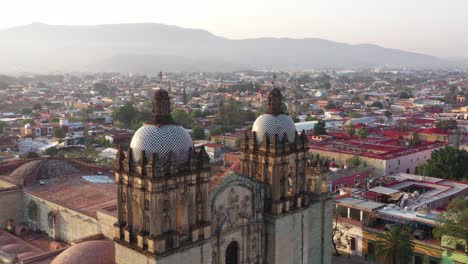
left=0, top=22, right=464, bottom=73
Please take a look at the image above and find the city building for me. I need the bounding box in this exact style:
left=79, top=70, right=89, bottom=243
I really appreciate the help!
left=333, top=173, right=468, bottom=264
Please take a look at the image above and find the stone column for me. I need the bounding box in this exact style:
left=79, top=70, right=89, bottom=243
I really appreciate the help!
left=188, top=180, right=196, bottom=227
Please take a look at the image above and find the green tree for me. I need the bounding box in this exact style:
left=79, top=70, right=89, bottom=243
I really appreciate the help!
left=347, top=155, right=361, bottom=168
left=21, top=119, right=34, bottom=126
left=371, top=101, right=384, bottom=109
left=191, top=126, right=205, bottom=140
left=21, top=108, right=32, bottom=115
left=84, top=141, right=98, bottom=159
left=32, top=103, right=42, bottom=110
left=435, top=119, right=458, bottom=131
left=345, top=123, right=356, bottom=137
left=44, top=146, right=59, bottom=156
left=357, top=126, right=368, bottom=140
left=347, top=111, right=361, bottom=118
left=172, top=109, right=193, bottom=128
left=191, top=109, right=202, bottom=118
left=215, top=99, right=254, bottom=127
left=112, top=103, right=138, bottom=129
left=419, top=147, right=468, bottom=180
left=351, top=95, right=361, bottom=103
left=134, top=110, right=151, bottom=129
left=433, top=197, right=468, bottom=255
left=51, top=117, right=60, bottom=123
left=399, top=91, right=411, bottom=99
left=53, top=128, right=65, bottom=138
left=313, top=120, right=327, bottom=135
left=0, top=121, right=5, bottom=134
left=384, top=110, right=393, bottom=118
left=306, top=115, right=317, bottom=121
left=325, top=101, right=337, bottom=110
left=376, top=226, right=414, bottom=264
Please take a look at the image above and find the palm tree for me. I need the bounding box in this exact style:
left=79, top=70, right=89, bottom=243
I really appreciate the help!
left=376, top=226, right=414, bottom=264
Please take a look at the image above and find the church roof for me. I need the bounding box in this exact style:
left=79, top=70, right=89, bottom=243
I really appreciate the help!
left=0, top=230, right=43, bottom=262
left=24, top=173, right=116, bottom=218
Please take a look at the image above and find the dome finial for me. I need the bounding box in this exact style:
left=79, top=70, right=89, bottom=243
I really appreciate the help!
left=151, top=71, right=174, bottom=126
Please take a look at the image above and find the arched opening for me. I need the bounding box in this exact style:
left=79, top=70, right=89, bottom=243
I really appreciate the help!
left=225, top=241, right=239, bottom=264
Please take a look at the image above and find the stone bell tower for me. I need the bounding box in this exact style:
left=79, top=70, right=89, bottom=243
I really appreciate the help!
left=240, top=87, right=310, bottom=215
left=113, top=86, right=211, bottom=261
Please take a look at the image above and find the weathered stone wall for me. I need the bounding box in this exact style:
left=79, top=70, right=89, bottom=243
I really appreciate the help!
left=158, top=242, right=212, bottom=264
left=96, top=210, right=117, bottom=239
left=266, top=196, right=332, bottom=264
left=115, top=241, right=212, bottom=264
left=0, top=189, right=23, bottom=229
left=115, top=242, right=156, bottom=264
left=23, top=194, right=102, bottom=243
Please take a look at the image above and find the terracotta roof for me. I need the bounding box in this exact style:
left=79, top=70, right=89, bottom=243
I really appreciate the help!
left=420, top=127, right=449, bottom=135
left=24, top=174, right=116, bottom=218
left=0, top=230, right=43, bottom=261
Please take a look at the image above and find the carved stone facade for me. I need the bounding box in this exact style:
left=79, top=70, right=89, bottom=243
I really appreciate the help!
left=114, top=87, right=332, bottom=264
left=210, top=174, right=265, bottom=264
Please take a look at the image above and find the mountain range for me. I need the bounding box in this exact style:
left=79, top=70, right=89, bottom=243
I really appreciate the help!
left=0, top=22, right=465, bottom=73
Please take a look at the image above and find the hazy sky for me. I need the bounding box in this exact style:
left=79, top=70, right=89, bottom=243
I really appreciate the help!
left=2, top=0, right=468, bottom=58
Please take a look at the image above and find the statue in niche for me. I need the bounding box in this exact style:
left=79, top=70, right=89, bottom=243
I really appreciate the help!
left=240, top=195, right=252, bottom=218
left=226, top=188, right=240, bottom=228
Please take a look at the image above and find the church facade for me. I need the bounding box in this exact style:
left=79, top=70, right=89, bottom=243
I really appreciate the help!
left=113, top=87, right=332, bottom=264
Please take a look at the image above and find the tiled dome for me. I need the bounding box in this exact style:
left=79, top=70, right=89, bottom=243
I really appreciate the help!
left=252, top=114, right=296, bottom=143
left=130, top=124, right=193, bottom=165
left=51, top=240, right=115, bottom=264
left=9, top=158, right=81, bottom=186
